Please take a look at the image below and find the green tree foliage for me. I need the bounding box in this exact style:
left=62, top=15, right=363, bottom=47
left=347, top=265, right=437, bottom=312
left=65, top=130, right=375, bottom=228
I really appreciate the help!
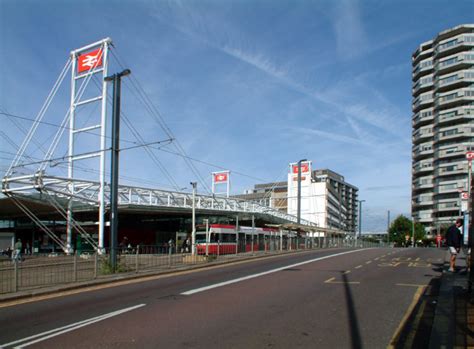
left=389, top=215, right=426, bottom=246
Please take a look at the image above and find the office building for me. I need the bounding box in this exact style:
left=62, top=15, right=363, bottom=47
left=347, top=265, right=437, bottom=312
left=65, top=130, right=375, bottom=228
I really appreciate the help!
left=236, top=163, right=359, bottom=233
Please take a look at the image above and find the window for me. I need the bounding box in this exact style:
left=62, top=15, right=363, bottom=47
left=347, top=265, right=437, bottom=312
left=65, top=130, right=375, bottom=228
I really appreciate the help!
left=441, top=129, right=458, bottom=136
left=439, top=74, right=458, bottom=85
left=439, top=57, right=458, bottom=67
left=439, top=93, right=457, bottom=102
left=421, top=110, right=433, bottom=117
left=439, top=110, right=458, bottom=119
left=438, top=39, right=458, bottom=50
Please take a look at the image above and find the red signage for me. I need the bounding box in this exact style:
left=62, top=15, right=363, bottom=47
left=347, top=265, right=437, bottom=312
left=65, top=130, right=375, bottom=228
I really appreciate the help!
left=77, top=48, right=103, bottom=73
left=292, top=163, right=309, bottom=174
left=467, top=151, right=474, bottom=161
left=214, top=172, right=228, bottom=183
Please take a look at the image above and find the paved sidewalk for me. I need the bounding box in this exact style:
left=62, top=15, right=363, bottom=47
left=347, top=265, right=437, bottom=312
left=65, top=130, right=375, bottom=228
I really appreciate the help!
left=429, top=251, right=474, bottom=348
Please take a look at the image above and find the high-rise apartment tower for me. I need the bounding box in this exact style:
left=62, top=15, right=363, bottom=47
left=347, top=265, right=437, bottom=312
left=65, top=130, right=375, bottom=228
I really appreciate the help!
left=412, top=24, right=474, bottom=232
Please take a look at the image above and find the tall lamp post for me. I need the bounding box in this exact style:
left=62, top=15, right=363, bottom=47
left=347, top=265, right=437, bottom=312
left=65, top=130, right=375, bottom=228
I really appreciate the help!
left=104, top=68, right=131, bottom=272
left=297, top=159, right=307, bottom=225
left=190, top=182, right=197, bottom=255
left=358, top=200, right=365, bottom=240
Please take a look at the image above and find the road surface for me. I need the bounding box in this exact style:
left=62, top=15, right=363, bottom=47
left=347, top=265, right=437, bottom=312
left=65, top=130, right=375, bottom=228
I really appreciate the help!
left=0, top=247, right=446, bottom=348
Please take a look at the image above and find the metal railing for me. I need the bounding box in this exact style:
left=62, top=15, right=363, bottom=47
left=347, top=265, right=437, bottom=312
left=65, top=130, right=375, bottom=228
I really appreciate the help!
left=0, top=238, right=384, bottom=295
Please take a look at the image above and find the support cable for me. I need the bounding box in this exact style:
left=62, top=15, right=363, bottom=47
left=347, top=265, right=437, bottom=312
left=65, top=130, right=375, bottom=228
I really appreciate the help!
left=111, top=50, right=211, bottom=193
left=7, top=58, right=72, bottom=177
left=6, top=193, right=69, bottom=252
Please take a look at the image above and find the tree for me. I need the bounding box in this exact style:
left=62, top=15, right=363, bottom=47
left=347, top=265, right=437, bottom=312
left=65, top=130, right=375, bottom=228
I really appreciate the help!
left=389, top=215, right=426, bottom=247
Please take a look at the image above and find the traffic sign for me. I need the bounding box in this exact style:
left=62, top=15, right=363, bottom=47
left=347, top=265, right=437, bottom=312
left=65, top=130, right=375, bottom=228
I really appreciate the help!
left=466, top=151, right=474, bottom=161
left=461, top=192, right=469, bottom=200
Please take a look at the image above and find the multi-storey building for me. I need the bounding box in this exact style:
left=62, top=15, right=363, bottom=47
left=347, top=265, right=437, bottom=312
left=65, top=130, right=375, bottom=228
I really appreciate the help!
left=236, top=164, right=358, bottom=234
left=412, top=24, right=474, bottom=232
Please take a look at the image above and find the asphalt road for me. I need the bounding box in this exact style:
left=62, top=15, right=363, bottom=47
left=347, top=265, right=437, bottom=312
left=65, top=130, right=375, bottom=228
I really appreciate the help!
left=0, top=247, right=446, bottom=348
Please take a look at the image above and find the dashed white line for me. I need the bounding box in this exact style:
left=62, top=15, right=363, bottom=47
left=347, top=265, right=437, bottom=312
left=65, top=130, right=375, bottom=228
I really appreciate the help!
left=181, top=249, right=369, bottom=295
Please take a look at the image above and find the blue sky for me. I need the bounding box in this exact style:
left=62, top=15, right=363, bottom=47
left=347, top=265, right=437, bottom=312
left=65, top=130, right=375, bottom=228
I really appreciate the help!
left=0, top=0, right=473, bottom=232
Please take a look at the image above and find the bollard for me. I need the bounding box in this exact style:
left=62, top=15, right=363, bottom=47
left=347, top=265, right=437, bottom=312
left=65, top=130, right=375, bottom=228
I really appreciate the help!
left=135, top=245, right=140, bottom=273
left=94, top=252, right=98, bottom=279
left=168, top=245, right=172, bottom=268
left=73, top=252, right=78, bottom=282
left=13, top=259, right=18, bottom=293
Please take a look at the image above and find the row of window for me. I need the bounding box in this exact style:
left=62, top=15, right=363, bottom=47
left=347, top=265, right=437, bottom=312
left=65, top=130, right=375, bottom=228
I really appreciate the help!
left=437, top=35, right=474, bottom=51
left=438, top=89, right=474, bottom=102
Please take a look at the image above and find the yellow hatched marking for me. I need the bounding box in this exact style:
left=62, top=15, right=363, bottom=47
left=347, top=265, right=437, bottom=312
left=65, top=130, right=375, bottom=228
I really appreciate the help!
left=343, top=270, right=351, bottom=274
left=365, top=261, right=372, bottom=264
left=388, top=286, right=426, bottom=348
left=374, top=257, right=380, bottom=261
left=355, top=265, right=363, bottom=269
left=396, top=283, right=427, bottom=287
left=324, top=277, right=336, bottom=283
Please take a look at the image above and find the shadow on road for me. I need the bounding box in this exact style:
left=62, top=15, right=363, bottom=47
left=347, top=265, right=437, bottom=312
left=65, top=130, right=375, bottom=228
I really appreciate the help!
left=341, top=272, right=362, bottom=349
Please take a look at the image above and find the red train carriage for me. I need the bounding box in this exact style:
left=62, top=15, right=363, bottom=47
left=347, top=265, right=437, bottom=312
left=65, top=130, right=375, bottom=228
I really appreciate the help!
left=195, top=224, right=286, bottom=255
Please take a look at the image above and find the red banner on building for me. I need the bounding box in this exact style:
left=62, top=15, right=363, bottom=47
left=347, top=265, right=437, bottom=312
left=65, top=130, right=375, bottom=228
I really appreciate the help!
left=214, top=172, right=228, bottom=183
left=292, top=163, right=309, bottom=174
left=77, top=48, right=103, bottom=73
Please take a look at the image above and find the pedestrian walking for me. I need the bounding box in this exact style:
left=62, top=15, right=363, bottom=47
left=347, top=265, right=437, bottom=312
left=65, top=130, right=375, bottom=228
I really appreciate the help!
left=12, top=238, right=22, bottom=263
left=446, top=218, right=463, bottom=272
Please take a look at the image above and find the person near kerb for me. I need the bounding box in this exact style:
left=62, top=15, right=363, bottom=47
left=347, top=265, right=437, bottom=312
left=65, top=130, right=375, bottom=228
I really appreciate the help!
left=12, top=238, right=22, bottom=262
left=445, top=218, right=463, bottom=272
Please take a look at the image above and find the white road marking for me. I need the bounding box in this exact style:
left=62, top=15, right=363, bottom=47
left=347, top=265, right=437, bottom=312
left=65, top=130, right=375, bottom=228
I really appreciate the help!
left=1, top=304, right=145, bottom=348
left=181, top=249, right=369, bottom=295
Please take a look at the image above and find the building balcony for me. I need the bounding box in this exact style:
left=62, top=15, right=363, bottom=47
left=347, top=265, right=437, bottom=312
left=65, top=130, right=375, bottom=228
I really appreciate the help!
left=412, top=209, right=434, bottom=221
left=435, top=89, right=474, bottom=109
left=436, top=144, right=469, bottom=160
left=413, top=177, right=434, bottom=190
left=412, top=61, right=434, bottom=80
left=434, top=180, right=465, bottom=194
left=435, top=163, right=468, bottom=177
left=412, top=41, right=433, bottom=65
left=435, top=125, right=473, bottom=142
left=412, top=130, right=434, bottom=144
left=413, top=161, right=434, bottom=175
left=413, top=97, right=434, bottom=112
left=413, top=148, right=434, bottom=161
left=413, top=109, right=434, bottom=127
left=435, top=54, right=473, bottom=75
left=437, top=106, right=474, bottom=125
left=413, top=79, right=434, bottom=96
left=435, top=70, right=474, bottom=92
left=434, top=201, right=460, bottom=212
left=413, top=198, right=434, bottom=207
left=434, top=34, right=474, bottom=59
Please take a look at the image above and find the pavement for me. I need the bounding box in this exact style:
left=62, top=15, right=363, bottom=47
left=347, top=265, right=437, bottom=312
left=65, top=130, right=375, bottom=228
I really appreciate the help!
left=428, top=250, right=474, bottom=348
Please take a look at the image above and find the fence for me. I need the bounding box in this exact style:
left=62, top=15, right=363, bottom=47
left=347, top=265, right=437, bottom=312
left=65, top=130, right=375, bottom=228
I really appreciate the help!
left=0, top=237, right=383, bottom=295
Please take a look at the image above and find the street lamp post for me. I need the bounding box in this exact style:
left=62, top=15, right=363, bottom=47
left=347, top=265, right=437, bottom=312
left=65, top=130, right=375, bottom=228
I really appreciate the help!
left=190, top=182, right=197, bottom=255
left=358, top=200, right=365, bottom=240
left=104, top=69, right=131, bottom=272
left=297, top=159, right=307, bottom=225
left=297, top=159, right=307, bottom=250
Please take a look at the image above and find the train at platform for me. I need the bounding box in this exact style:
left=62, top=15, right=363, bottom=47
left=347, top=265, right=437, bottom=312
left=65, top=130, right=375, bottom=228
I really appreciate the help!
left=194, top=224, right=296, bottom=255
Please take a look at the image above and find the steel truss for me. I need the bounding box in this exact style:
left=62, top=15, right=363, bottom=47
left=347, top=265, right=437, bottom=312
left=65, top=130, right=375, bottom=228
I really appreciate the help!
left=3, top=173, right=316, bottom=224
